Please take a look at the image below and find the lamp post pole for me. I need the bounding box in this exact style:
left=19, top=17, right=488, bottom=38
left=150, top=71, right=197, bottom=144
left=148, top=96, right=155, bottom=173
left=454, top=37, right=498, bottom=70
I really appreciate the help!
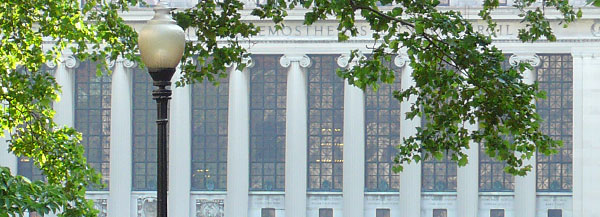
left=150, top=69, right=175, bottom=217
left=138, top=4, right=186, bottom=217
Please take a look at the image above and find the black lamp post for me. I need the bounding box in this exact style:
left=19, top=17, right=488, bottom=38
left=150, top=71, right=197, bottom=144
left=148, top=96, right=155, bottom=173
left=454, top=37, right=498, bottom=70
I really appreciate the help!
left=137, top=4, right=185, bottom=217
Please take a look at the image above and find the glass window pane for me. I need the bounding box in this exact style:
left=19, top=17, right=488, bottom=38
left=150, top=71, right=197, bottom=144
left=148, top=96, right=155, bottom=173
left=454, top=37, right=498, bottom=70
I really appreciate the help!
left=74, top=61, right=111, bottom=190
left=479, top=56, right=515, bottom=192
left=535, top=54, right=573, bottom=192
left=131, top=68, right=157, bottom=191
left=250, top=55, right=286, bottom=191
left=308, top=55, right=344, bottom=192
left=365, top=57, right=402, bottom=192
left=191, top=69, right=229, bottom=191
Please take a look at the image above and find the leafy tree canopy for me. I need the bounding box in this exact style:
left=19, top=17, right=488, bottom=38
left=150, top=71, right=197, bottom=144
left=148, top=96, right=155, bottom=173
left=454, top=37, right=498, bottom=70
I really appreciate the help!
left=0, top=0, right=588, bottom=216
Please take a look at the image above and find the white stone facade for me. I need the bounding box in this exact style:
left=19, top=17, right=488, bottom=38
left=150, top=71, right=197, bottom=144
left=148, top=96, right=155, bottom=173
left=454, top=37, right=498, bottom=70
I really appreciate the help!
left=1, top=2, right=600, bottom=217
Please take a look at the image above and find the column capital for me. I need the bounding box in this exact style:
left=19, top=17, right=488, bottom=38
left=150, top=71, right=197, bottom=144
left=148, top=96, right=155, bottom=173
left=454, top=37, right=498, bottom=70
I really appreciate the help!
left=394, top=53, right=410, bottom=68
left=63, top=55, right=80, bottom=69
left=106, top=56, right=138, bottom=69
left=225, top=56, right=254, bottom=69
left=509, top=53, right=540, bottom=67
left=45, top=60, right=57, bottom=69
left=337, top=52, right=365, bottom=68
left=280, top=54, right=310, bottom=68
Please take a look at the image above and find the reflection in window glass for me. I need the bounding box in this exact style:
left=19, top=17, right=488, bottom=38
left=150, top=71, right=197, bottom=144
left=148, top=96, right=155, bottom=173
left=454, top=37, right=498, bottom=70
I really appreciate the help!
left=365, top=59, right=402, bottom=192
left=131, top=68, right=157, bottom=191
left=536, top=54, right=573, bottom=192
left=191, top=75, right=229, bottom=191
left=250, top=55, right=286, bottom=191
left=75, top=61, right=111, bottom=190
left=308, top=55, right=344, bottom=192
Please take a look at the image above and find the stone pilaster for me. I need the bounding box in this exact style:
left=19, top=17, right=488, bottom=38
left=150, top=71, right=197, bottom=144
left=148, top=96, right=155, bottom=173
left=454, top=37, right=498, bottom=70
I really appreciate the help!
left=457, top=122, right=479, bottom=217
left=54, top=54, right=78, bottom=127
left=338, top=53, right=366, bottom=217
left=168, top=62, right=193, bottom=217
left=572, top=48, right=600, bottom=217
left=280, top=54, right=311, bottom=217
left=225, top=57, right=253, bottom=217
left=107, top=57, right=136, bottom=217
left=509, top=53, right=540, bottom=217
left=396, top=54, right=422, bottom=217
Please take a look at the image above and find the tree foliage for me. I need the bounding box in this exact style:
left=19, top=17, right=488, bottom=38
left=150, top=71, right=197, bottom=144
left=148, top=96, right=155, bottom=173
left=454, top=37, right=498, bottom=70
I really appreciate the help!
left=0, top=0, right=141, bottom=216
left=246, top=0, right=579, bottom=176
left=0, top=0, right=587, bottom=216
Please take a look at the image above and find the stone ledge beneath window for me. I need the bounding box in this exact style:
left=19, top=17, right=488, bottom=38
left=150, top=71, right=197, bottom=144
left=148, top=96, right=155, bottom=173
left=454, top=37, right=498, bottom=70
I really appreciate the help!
left=421, top=192, right=458, bottom=196
left=190, top=191, right=227, bottom=195
left=249, top=191, right=285, bottom=195
left=479, top=192, right=515, bottom=196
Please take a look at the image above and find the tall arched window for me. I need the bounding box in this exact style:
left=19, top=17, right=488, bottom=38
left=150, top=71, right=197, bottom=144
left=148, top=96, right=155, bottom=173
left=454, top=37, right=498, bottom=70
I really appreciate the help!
left=190, top=75, right=229, bottom=191
left=249, top=55, right=286, bottom=191
left=74, top=60, right=111, bottom=190
left=307, top=55, right=344, bottom=192
left=131, top=68, right=157, bottom=191
left=536, top=54, right=573, bottom=192
left=365, top=60, right=402, bottom=192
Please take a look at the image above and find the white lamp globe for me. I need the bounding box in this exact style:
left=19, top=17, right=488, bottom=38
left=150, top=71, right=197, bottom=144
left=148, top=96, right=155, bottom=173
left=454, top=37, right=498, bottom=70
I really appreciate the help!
left=138, top=4, right=185, bottom=71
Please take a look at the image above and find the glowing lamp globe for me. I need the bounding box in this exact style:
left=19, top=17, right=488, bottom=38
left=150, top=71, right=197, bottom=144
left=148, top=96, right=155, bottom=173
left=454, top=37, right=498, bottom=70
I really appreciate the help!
left=138, top=5, right=185, bottom=80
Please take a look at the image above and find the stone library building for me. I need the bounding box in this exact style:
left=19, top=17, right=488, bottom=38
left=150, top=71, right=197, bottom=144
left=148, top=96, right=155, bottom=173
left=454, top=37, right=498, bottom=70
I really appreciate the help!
left=1, top=0, right=600, bottom=217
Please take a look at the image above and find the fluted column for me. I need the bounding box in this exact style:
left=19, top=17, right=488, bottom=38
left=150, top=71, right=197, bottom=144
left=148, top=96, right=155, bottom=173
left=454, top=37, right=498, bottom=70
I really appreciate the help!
left=54, top=55, right=78, bottom=127
left=337, top=54, right=365, bottom=217
left=396, top=54, right=422, bottom=217
left=225, top=57, right=253, bottom=217
left=457, top=122, right=478, bottom=217
left=281, top=54, right=311, bottom=217
left=168, top=63, right=192, bottom=216
left=510, top=53, right=540, bottom=217
left=108, top=57, right=136, bottom=217
left=572, top=48, right=600, bottom=217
